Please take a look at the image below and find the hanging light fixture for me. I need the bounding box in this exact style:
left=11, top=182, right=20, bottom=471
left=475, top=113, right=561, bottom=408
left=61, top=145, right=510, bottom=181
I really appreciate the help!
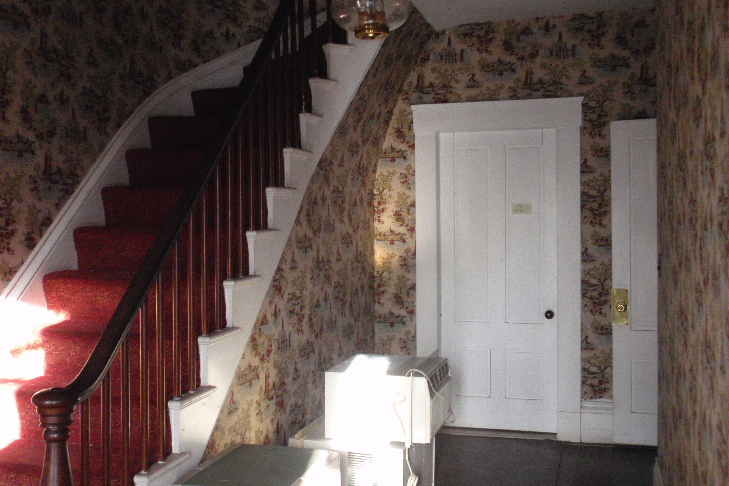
left=331, top=0, right=412, bottom=40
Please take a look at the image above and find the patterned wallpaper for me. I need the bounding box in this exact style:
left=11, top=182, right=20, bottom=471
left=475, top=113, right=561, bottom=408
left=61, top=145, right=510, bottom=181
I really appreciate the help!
left=203, top=12, right=434, bottom=455
left=373, top=9, right=656, bottom=399
left=656, top=0, right=729, bottom=484
left=0, top=0, right=277, bottom=290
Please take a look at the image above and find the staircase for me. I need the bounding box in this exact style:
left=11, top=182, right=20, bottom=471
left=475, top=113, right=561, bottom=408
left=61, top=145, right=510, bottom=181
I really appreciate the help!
left=0, top=8, right=382, bottom=486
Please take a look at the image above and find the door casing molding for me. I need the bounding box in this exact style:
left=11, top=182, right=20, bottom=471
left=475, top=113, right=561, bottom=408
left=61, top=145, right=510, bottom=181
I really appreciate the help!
left=412, top=97, right=583, bottom=441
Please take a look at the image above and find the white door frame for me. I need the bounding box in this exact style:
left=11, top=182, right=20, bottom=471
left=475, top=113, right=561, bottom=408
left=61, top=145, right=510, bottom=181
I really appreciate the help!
left=412, top=98, right=583, bottom=441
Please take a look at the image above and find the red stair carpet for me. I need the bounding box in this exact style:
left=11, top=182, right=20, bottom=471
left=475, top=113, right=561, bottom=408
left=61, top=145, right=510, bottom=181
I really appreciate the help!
left=0, top=86, right=236, bottom=485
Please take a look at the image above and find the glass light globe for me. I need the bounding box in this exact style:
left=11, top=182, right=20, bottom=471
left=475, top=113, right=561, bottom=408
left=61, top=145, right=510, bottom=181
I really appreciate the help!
left=331, top=0, right=412, bottom=40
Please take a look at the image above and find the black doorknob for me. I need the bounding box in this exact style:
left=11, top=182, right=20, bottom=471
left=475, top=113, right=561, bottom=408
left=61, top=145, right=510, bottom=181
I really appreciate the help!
left=545, top=310, right=554, bottom=319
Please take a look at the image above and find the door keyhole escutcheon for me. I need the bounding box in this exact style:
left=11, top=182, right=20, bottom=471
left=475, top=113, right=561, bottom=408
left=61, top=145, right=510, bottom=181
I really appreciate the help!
left=544, top=310, right=554, bottom=319
left=612, top=288, right=629, bottom=326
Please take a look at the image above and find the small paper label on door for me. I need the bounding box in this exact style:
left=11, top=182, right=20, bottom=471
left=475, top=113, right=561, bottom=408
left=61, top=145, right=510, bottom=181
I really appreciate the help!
left=512, top=203, right=532, bottom=215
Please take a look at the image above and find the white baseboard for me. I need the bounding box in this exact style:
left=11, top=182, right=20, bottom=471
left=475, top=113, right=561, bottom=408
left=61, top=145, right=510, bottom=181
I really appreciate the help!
left=134, top=453, right=190, bottom=486
left=653, top=460, right=664, bottom=486
left=580, top=399, right=613, bottom=444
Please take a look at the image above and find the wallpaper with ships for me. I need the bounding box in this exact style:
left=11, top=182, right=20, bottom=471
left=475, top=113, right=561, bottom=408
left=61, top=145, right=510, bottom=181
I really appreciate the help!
left=0, top=0, right=277, bottom=289
left=373, top=8, right=656, bottom=399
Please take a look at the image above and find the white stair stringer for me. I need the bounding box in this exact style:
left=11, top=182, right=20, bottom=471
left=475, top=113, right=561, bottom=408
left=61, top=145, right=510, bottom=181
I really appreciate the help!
left=223, top=33, right=382, bottom=338
left=140, top=34, right=384, bottom=486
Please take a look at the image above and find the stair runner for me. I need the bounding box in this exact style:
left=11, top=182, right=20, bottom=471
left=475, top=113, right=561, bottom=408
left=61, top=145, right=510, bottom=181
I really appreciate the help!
left=0, top=86, right=239, bottom=486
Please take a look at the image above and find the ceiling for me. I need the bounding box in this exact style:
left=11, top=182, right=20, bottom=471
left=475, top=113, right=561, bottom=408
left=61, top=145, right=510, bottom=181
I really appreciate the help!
left=410, top=0, right=655, bottom=30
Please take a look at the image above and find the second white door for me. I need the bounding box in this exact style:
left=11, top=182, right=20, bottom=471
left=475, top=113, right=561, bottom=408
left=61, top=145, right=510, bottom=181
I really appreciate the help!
left=440, top=129, right=558, bottom=433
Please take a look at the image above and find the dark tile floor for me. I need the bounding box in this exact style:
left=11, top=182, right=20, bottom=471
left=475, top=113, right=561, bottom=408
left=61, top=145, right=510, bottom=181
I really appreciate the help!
left=434, top=430, right=656, bottom=486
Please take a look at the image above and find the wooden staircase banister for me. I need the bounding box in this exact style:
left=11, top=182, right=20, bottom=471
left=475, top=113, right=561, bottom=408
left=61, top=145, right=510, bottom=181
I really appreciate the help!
left=31, top=0, right=334, bottom=484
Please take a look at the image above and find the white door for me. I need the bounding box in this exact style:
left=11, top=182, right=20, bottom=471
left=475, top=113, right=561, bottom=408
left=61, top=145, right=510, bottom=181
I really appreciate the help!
left=611, top=119, right=658, bottom=446
left=440, top=129, right=558, bottom=432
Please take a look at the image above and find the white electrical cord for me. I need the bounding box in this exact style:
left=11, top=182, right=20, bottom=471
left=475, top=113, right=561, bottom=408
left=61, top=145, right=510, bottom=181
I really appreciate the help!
left=393, top=392, right=416, bottom=485
left=405, top=369, right=456, bottom=425
left=393, top=368, right=456, bottom=486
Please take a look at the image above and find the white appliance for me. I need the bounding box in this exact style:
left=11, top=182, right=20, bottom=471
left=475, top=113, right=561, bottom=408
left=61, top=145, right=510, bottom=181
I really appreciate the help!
left=324, top=354, right=451, bottom=444
left=290, top=417, right=435, bottom=486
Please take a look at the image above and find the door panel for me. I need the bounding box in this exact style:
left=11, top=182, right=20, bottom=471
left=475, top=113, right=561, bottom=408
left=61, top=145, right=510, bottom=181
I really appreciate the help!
left=506, top=146, right=543, bottom=323
left=454, top=147, right=491, bottom=322
left=441, top=129, right=557, bottom=432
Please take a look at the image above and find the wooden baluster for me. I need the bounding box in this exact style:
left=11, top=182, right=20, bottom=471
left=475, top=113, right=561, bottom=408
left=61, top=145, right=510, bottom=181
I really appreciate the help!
left=32, top=388, right=77, bottom=486
left=121, top=338, right=131, bottom=484
left=290, top=9, right=301, bottom=148
left=274, top=44, right=284, bottom=185
left=187, top=216, right=197, bottom=392
left=213, top=164, right=220, bottom=331
left=256, top=85, right=266, bottom=229
left=80, top=399, right=90, bottom=486
left=237, top=124, right=246, bottom=276
left=281, top=21, right=291, bottom=149
left=155, top=272, right=166, bottom=461
left=246, top=103, right=256, bottom=232
left=226, top=141, right=234, bottom=282
left=200, top=188, right=208, bottom=336
left=297, top=0, right=307, bottom=114
left=101, top=375, right=111, bottom=483
left=310, top=0, right=318, bottom=80
left=139, top=301, right=149, bottom=472
left=172, top=243, right=182, bottom=397
left=267, top=56, right=276, bottom=189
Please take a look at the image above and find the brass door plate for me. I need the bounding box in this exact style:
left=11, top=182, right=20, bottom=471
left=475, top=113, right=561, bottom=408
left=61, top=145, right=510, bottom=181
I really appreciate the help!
left=612, top=288, right=629, bottom=326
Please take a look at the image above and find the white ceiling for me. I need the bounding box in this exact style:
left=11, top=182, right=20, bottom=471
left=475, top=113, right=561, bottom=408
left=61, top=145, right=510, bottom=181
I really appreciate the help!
left=410, top=0, right=654, bottom=31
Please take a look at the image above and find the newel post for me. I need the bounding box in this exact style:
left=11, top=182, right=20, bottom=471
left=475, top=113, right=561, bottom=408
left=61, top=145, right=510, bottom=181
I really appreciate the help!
left=32, top=388, right=77, bottom=486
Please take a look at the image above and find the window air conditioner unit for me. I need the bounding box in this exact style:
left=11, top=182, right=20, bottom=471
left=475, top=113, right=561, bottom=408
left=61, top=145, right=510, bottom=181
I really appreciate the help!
left=324, top=354, right=451, bottom=444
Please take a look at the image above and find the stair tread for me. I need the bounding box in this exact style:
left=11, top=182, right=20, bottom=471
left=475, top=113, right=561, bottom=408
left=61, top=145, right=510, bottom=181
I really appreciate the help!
left=44, top=269, right=136, bottom=281
left=0, top=439, right=46, bottom=467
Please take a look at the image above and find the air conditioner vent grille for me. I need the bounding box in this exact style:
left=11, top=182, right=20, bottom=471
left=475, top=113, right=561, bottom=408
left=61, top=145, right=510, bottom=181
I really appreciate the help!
left=348, top=452, right=377, bottom=486
left=428, top=361, right=450, bottom=388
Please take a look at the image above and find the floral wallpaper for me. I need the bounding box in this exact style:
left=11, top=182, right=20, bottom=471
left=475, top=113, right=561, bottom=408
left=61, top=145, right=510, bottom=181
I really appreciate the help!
left=0, top=0, right=279, bottom=290
left=203, top=12, right=434, bottom=455
left=656, top=0, right=729, bottom=484
left=373, top=9, right=656, bottom=399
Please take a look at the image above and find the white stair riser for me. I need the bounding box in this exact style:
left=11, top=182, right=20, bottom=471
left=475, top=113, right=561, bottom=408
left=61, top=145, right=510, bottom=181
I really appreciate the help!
left=322, top=43, right=355, bottom=82
left=283, top=148, right=312, bottom=188
left=309, top=78, right=338, bottom=118
left=266, top=187, right=297, bottom=228
left=169, top=386, right=217, bottom=454
left=299, top=113, right=323, bottom=152
left=245, top=230, right=279, bottom=276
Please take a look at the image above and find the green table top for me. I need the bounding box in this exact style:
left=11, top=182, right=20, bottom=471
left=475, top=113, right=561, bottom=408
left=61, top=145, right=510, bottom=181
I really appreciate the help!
left=180, top=444, right=339, bottom=486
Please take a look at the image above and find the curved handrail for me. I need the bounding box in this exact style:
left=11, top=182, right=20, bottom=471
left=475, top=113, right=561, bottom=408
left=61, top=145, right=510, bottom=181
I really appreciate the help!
left=31, top=0, right=311, bottom=484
